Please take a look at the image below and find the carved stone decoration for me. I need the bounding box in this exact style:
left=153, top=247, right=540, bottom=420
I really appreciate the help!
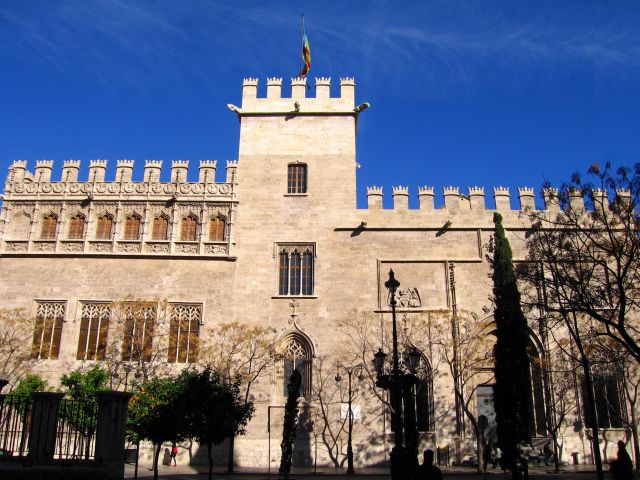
left=61, top=241, right=83, bottom=252
left=124, top=184, right=135, bottom=193
left=175, top=243, right=198, bottom=254
left=107, top=184, right=118, bottom=193
left=89, top=242, right=112, bottom=253
left=135, top=184, right=147, bottom=193
left=5, top=241, right=28, bottom=252
left=391, top=287, right=422, bottom=308
left=13, top=184, right=25, bottom=193
left=117, top=242, right=141, bottom=253
left=81, top=183, right=93, bottom=193
left=205, top=244, right=227, bottom=255
left=52, top=184, right=64, bottom=193
left=191, top=184, right=204, bottom=194
left=41, top=183, right=52, bottom=193
left=146, top=242, right=169, bottom=253
left=218, top=184, right=231, bottom=194
left=152, top=184, right=163, bottom=194
left=179, top=184, right=191, bottom=194
left=25, top=184, right=38, bottom=193
left=32, top=241, right=56, bottom=252
left=69, top=184, right=81, bottom=193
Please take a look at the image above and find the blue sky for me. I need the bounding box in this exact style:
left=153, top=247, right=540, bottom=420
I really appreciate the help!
left=1, top=1, right=640, bottom=208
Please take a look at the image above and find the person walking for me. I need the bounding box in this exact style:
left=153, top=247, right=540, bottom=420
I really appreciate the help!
left=170, top=442, right=178, bottom=467
left=415, top=449, right=443, bottom=480
left=543, top=442, right=552, bottom=466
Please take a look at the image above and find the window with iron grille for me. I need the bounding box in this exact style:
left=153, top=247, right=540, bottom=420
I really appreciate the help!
left=209, top=217, right=226, bottom=241
left=287, top=164, right=307, bottom=194
left=31, top=301, right=65, bottom=360
left=96, top=215, right=113, bottom=240
left=121, top=303, right=156, bottom=362
left=167, top=303, right=201, bottom=363
left=68, top=215, right=85, bottom=239
left=77, top=303, right=110, bottom=360
left=124, top=215, right=141, bottom=240
left=277, top=245, right=314, bottom=296
left=41, top=215, right=58, bottom=240
left=152, top=215, right=169, bottom=240
left=180, top=215, right=198, bottom=241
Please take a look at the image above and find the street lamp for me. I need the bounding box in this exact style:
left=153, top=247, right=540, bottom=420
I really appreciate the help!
left=335, top=365, right=364, bottom=475
left=372, top=270, right=421, bottom=480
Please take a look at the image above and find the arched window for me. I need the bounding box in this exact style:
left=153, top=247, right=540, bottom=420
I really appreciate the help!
left=152, top=215, right=169, bottom=240
left=124, top=215, right=141, bottom=240
left=209, top=216, right=226, bottom=241
left=582, top=352, right=624, bottom=429
left=68, top=215, right=85, bottom=239
left=180, top=215, right=198, bottom=241
left=96, top=215, right=113, bottom=240
left=40, top=214, right=58, bottom=240
left=414, top=355, right=435, bottom=432
left=277, top=245, right=315, bottom=296
left=12, top=212, right=31, bottom=239
left=282, top=334, right=312, bottom=397
left=287, top=163, right=307, bottom=194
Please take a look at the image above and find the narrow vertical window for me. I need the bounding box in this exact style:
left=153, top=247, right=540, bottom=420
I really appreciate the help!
left=282, top=336, right=312, bottom=397
left=77, top=303, right=110, bottom=361
left=287, top=164, right=307, bottom=194
left=279, top=251, right=289, bottom=295
left=121, top=303, right=156, bottom=362
left=68, top=215, right=85, bottom=239
left=96, top=215, right=113, bottom=240
left=31, top=302, right=65, bottom=360
left=301, top=250, right=313, bottom=295
left=290, top=250, right=301, bottom=295
left=168, top=304, right=201, bottom=363
left=181, top=216, right=198, bottom=241
left=41, top=215, right=58, bottom=240
left=152, top=216, right=169, bottom=240
left=124, top=215, right=141, bottom=240
left=209, top=217, right=226, bottom=241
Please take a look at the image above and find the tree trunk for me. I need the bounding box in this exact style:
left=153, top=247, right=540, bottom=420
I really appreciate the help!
left=227, top=434, right=235, bottom=472
left=580, top=356, right=604, bottom=480
left=153, top=442, right=162, bottom=480
left=208, top=443, right=214, bottom=480
left=552, top=433, right=560, bottom=473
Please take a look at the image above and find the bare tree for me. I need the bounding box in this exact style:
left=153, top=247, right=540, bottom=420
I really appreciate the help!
left=198, top=322, right=278, bottom=472
left=0, top=308, right=34, bottom=388
left=527, top=163, right=640, bottom=363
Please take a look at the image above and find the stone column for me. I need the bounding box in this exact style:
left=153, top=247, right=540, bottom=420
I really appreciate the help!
left=28, top=392, right=64, bottom=462
left=94, top=391, right=132, bottom=480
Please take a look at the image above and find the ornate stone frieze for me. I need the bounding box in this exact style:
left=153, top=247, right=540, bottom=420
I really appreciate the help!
left=145, top=242, right=170, bottom=253
left=389, top=287, right=422, bottom=308
left=60, top=241, right=84, bottom=253
left=89, top=241, right=112, bottom=253
left=5, top=241, right=28, bottom=252
left=116, top=242, right=141, bottom=253
left=175, top=243, right=198, bottom=254
left=204, top=243, right=228, bottom=255
left=32, top=241, right=56, bottom=252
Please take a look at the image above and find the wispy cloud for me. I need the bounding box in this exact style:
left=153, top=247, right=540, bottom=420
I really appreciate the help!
left=1, top=0, right=639, bottom=95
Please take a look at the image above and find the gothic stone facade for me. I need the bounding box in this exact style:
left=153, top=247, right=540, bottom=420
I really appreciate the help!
left=0, top=76, right=630, bottom=468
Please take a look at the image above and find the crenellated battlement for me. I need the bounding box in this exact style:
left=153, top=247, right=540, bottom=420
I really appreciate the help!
left=361, top=185, right=632, bottom=213
left=237, top=76, right=358, bottom=114
left=4, top=159, right=237, bottom=199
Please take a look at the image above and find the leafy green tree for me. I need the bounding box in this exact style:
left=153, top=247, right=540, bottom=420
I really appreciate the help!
left=492, top=212, right=533, bottom=478
left=127, top=375, right=187, bottom=480
left=180, top=367, right=254, bottom=480
left=279, top=368, right=302, bottom=477
left=11, top=373, right=49, bottom=396
left=60, top=365, right=110, bottom=459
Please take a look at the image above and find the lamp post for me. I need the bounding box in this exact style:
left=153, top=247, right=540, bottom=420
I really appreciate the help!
left=373, top=270, right=421, bottom=480
left=335, top=365, right=364, bottom=475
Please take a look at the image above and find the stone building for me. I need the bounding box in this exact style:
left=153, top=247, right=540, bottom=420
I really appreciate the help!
left=0, top=76, right=632, bottom=469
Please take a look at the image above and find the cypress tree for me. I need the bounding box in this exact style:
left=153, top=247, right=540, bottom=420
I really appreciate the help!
left=279, top=368, right=302, bottom=477
left=492, top=213, right=533, bottom=476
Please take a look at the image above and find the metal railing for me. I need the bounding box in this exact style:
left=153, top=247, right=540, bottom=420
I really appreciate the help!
left=0, top=394, right=31, bottom=458
left=55, top=399, right=98, bottom=460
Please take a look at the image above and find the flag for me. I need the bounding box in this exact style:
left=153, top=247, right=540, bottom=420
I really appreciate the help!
left=299, top=28, right=311, bottom=77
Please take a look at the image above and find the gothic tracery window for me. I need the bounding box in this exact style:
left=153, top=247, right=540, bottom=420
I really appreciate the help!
left=31, top=301, right=65, bottom=360
left=167, top=303, right=201, bottom=363
left=68, top=214, right=85, bottom=239
left=287, top=163, right=307, bottom=194
left=180, top=215, right=198, bottom=241
left=40, top=214, right=58, bottom=240
left=124, top=215, right=141, bottom=240
left=121, top=303, right=156, bottom=362
left=414, top=355, right=435, bottom=432
left=282, top=335, right=312, bottom=397
left=278, top=246, right=314, bottom=296
left=209, top=216, right=226, bottom=242
left=77, top=303, right=110, bottom=361
left=152, top=215, right=169, bottom=240
left=96, top=214, right=113, bottom=240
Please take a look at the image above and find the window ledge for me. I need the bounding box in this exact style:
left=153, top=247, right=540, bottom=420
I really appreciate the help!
left=284, top=193, right=309, bottom=197
left=271, top=295, right=318, bottom=299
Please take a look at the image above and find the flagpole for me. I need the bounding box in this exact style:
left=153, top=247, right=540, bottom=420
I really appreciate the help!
left=299, top=14, right=304, bottom=77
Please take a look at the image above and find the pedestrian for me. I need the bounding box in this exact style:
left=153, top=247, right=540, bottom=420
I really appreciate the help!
left=610, top=441, right=633, bottom=480
left=543, top=442, right=552, bottom=466
left=415, top=449, right=443, bottom=480
left=170, top=442, right=178, bottom=467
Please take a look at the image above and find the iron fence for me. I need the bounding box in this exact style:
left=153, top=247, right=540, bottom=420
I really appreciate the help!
left=0, top=394, right=31, bottom=459
left=55, top=399, right=98, bottom=460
